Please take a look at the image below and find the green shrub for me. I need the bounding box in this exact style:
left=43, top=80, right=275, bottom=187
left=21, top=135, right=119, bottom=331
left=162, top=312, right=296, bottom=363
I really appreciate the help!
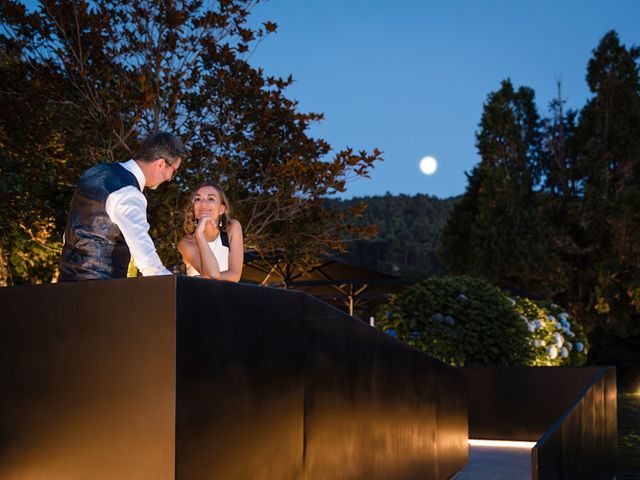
left=378, top=276, right=532, bottom=366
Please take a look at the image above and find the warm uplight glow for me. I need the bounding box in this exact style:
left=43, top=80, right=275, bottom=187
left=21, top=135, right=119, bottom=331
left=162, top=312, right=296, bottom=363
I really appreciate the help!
left=419, top=156, right=438, bottom=175
left=468, top=439, right=536, bottom=449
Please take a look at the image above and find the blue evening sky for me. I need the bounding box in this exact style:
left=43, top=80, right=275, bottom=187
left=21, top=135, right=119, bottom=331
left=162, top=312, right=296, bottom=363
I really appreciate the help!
left=247, top=1, right=640, bottom=199
left=19, top=0, right=640, bottom=199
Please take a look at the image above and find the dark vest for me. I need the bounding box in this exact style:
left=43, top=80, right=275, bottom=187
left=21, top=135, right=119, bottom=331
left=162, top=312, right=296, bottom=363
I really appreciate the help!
left=59, top=163, right=141, bottom=282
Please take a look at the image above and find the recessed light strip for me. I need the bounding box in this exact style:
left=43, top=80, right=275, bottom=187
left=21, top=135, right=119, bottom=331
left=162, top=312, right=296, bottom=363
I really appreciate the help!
left=468, top=439, right=537, bottom=449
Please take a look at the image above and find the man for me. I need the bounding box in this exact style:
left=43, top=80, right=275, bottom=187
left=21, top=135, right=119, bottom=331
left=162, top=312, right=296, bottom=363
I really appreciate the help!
left=59, top=132, right=186, bottom=281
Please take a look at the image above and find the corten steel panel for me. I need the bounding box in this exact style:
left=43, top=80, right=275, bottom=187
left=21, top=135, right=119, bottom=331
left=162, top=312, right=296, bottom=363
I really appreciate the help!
left=464, top=366, right=606, bottom=440
left=1, top=276, right=468, bottom=480
left=435, top=361, right=468, bottom=479
left=300, top=295, right=467, bottom=480
left=532, top=426, right=564, bottom=480
left=175, top=278, right=468, bottom=480
left=603, top=371, right=618, bottom=476
left=532, top=368, right=617, bottom=480
left=0, top=277, right=177, bottom=480
left=175, top=277, right=306, bottom=480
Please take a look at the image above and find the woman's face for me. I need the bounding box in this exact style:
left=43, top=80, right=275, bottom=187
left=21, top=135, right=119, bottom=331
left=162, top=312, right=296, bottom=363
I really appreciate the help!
left=192, top=186, right=226, bottom=221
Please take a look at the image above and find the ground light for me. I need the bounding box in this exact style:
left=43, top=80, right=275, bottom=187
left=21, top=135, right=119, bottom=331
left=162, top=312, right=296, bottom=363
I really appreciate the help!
left=468, top=439, right=536, bottom=449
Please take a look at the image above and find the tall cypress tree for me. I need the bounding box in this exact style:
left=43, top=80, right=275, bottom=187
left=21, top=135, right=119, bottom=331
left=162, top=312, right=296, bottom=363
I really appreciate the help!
left=574, top=31, right=640, bottom=338
left=538, top=85, right=585, bottom=316
left=441, top=32, right=640, bottom=345
left=441, top=79, right=563, bottom=297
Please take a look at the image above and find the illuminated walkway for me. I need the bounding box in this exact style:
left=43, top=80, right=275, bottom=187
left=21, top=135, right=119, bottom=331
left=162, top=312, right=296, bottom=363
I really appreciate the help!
left=452, top=440, right=534, bottom=480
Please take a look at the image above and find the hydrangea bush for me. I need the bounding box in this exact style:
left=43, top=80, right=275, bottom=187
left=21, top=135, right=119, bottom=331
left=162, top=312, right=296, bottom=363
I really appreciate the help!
left=514, top=297, right=589, bottom=366
left=378, top=276, right=533, bottom=366
left=378, top=276, right=589, bottom=367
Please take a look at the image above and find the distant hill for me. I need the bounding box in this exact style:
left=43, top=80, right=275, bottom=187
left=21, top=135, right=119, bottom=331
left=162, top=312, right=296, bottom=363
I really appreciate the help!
left=326, top=193, right=461, bottom=280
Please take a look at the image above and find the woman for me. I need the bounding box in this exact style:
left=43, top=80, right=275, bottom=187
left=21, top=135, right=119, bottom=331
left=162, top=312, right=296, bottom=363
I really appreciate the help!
left=178, top=182, right=244, bottom=282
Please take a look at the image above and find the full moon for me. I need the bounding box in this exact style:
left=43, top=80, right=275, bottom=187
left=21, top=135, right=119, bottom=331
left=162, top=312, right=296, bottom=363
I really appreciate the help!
left=419, top=156, right=438, bottom=175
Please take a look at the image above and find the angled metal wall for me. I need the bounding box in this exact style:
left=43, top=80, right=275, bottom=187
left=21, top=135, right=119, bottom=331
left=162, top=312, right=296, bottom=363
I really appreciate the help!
left=0, top=276, right=468, bottom=479
left=175, top=276, right=468, bottom=479
left=464, top=366, right=617, bottom=480
left=532, top=368, right=617, bottom=480
left=300, top=294, right=467, bottom=480
left=464, top=366, right=608, bottom=441
left=174, top=278, right=307, bottom=479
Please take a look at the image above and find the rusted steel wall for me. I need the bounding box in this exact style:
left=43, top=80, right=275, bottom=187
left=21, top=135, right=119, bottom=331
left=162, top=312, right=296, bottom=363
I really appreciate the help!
left=0, top=276, right=468, bottom=480
left=532, top=368, right=616, bottom=480
left=464, top=366, right=616, bottom=480
left=175, top=276, right=468, bottom=480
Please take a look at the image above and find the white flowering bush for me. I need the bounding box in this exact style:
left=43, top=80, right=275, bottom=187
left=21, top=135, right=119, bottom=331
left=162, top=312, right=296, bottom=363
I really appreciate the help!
left=514, top=297, right=589, bottom=366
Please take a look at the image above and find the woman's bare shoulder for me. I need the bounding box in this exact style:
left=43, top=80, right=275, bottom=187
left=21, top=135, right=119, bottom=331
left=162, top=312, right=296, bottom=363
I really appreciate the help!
left=228, top=218, right=242, bottom=231
left=178, top=234, right=196, bottom=250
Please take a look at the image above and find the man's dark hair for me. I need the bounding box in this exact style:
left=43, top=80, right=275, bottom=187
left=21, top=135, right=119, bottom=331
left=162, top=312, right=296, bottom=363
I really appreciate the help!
left=134, top=132, right=187, bottom=165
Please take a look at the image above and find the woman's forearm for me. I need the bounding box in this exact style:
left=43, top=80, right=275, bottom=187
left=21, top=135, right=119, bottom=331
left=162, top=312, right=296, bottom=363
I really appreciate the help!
left=195, top=234, right=221, bottom=279
left=219, top=268, right=241, bottom=283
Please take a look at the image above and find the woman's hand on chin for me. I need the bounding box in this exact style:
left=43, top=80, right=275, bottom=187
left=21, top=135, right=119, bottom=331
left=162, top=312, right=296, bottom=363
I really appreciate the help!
left=195, top=215, right=211, bottom=236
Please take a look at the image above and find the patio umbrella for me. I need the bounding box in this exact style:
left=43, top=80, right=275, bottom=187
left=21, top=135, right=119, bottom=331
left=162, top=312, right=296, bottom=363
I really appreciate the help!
left=241, top=254, right=407, bottom=316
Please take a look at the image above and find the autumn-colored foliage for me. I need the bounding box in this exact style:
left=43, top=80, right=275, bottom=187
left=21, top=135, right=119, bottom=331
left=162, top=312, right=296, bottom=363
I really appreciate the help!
left=0, top=0, right=382, bottom=284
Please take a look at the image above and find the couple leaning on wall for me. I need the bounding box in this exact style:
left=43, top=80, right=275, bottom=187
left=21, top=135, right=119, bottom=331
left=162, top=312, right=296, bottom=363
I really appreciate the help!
left=59, top=132, right=243, bottom=283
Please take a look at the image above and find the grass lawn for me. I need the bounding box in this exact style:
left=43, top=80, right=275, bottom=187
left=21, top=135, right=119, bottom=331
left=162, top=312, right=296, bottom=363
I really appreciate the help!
left=618, top=390, right=640, bottom=479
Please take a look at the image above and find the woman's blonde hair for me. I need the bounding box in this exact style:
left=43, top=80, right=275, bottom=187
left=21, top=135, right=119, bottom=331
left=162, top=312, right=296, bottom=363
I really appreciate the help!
left=183, top=182, right=233, bottom=235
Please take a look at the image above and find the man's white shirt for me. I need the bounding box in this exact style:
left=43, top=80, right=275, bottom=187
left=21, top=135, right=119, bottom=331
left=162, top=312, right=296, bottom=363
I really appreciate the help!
left=104, top=160, right=172, bottom=276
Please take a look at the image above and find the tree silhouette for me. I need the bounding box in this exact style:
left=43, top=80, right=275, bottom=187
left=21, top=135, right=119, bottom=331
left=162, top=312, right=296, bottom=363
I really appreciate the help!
left=440, top=79, right=561, bottom=297
left=439, top=31, right=640, bottom=341
left=573, top=31, right=640, bottom=338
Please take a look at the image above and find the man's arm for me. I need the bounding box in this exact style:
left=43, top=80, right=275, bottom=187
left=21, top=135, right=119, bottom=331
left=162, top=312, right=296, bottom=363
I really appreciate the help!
left=105, top=186, right=172, bottom=276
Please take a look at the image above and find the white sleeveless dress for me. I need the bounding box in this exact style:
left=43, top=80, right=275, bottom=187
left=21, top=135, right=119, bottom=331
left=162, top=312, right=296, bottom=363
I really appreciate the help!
left=185, top=233, right=229, bottom=276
